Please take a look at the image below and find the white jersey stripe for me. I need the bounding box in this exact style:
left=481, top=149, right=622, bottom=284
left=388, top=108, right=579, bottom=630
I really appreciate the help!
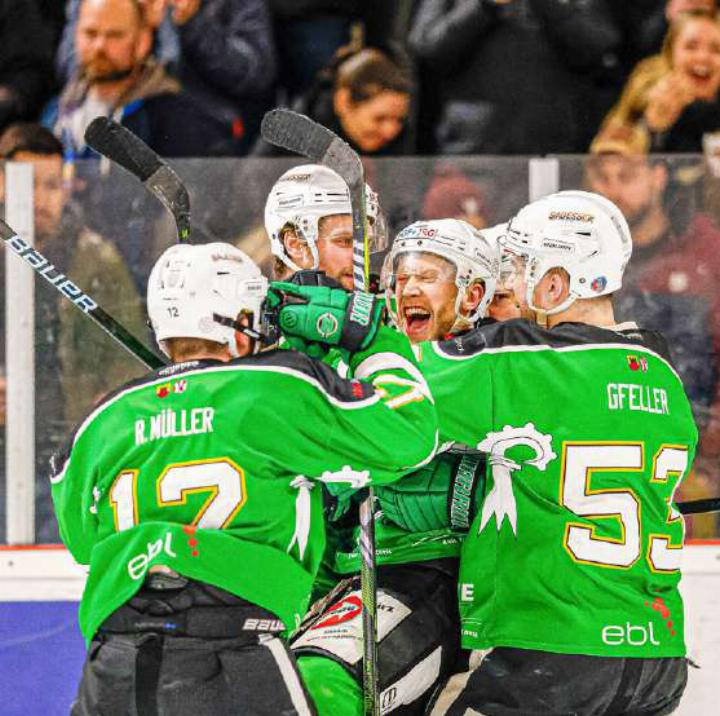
left=263, top=635, right=313, bottom=716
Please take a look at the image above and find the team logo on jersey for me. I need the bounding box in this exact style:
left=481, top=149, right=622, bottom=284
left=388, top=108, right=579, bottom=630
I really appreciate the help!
left=627, top=355, right=648, bottom=372
left=591, top=276, right=607, bottom=293
left=173, top=380, right=187, bottom=394
left=316, top=312, right=339, bottom=338
left=476, top=423, right=556, bottom=535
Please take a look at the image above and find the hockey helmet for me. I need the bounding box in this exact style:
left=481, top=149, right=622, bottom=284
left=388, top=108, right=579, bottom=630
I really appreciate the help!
left=147, top=243, right=268, bottom=358
left=264, top=163, right=386, bottom=273
left=502, top=190, right=632, bottom=316
left=384, top=218, right=501, bottom=325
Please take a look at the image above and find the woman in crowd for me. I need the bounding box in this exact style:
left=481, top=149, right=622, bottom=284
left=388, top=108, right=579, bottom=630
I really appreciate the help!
left=255, top=46, right=413, bottom=156
left=597, top=9, right=720, bottom=152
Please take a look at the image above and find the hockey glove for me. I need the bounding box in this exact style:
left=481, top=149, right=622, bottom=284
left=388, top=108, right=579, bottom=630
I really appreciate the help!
left=376, top=449, right=486, bottom=533
left=267, top=281, right=383, bottom=358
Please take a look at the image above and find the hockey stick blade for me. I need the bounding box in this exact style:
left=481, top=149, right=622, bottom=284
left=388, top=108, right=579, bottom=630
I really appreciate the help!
left=84, top=117, right=191, bottom=242
left=261, top=109, right=363, bottom=185
left=0, top=218, right=165, bottom=369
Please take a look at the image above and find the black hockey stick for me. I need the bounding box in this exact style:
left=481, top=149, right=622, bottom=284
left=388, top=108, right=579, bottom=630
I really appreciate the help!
left=262, top=108, right=379, bottom=716
left=678, top=496, right=720, bottom=515
left=0, top=218, right=165, bottom=369
left=84, top=117, right=191, bottom=242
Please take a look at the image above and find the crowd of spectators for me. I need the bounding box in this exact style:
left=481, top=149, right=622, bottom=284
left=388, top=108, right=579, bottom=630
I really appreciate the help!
left=1, top=0, right=719, bottom=159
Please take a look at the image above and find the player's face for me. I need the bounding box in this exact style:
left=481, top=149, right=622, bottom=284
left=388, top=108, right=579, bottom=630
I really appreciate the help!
left=13, top=152, right=66, bottom=242
left=336, top=89, right=410, bottom=154
left=584, top=155, right=661, bottom=228
left=316, top=214, right=355, bottom=290
left=394, top=253, right=459, bottom=343
left=488, top=255, right=522, bottom=321
left=672, top=16, right=720, bottom=100
left=76, top=0, right=147, bottom=81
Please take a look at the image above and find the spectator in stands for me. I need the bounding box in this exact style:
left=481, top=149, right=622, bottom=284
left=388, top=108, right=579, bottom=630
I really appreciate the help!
left=255, top=47, right=413, bottom=156
left=0, top=1, right=54, bottom=132
left=57, top=0, right=277, bottom=154
left=598, top=10, right=720, bottom=152
left=0, top=123, right=145, bottom=540
left=585, top=128, right=720, bottom=535
left=421, top=165, right=489, bottom=229
left=48, top=0, right=233, bottom=158
left=635, top=0, right=718, bottom=64
left=269, top=0, right=358, bottom=101
left=408, top=0, right=624, bottom=154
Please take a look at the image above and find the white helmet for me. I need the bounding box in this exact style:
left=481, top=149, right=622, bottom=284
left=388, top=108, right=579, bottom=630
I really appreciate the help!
left=385, top=219, right=501, bottom=324
left=264, top=163, right=385, bottom=273
left=502, top=190, right=632, bottom=316
left=147, top=242, right=268, bottom=358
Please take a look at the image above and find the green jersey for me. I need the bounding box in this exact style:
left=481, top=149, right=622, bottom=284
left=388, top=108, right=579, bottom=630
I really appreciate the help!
left=417, top=319, right=697, bottom=658
left=51, top=327, right=436, bottom=643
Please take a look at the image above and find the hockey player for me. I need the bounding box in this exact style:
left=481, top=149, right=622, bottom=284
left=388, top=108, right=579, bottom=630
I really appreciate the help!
left=265, top=163, right=386, bottom=290
left=50, top=242, right=437, bottom=716
left=290, top=219, right=500, bottom=715
left=421, top=191, right=698, bottom=715
left=284, top=192, right=698, bottom=715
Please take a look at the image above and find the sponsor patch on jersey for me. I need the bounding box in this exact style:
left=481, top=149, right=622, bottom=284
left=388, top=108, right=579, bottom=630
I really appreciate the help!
left=157, top=380, right=188, bottom=398
left=627, top=355, right=648, bottom=372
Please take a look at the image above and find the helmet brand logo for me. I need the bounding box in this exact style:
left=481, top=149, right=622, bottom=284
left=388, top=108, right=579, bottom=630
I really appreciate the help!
left=549, top=211, right=594, bottom=222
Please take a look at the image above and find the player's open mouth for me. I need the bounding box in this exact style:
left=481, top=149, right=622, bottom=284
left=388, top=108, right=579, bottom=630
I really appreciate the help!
left=402, top=306, right=432, bottom=335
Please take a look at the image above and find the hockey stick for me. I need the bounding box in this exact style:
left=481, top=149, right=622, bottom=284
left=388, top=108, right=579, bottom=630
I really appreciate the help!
left=261, top=108, right=379, bottom=716
left=84, top=117, right=191, bottom=242
left=0, top=218, right=165, bottom=369
left=678, top=496, right=720, bottom=515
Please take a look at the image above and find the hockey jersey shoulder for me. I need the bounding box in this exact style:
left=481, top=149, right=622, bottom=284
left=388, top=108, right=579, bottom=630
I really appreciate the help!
left=227, top=348, right=374, bottom=403
left=435, top=318, right=675, bottom=364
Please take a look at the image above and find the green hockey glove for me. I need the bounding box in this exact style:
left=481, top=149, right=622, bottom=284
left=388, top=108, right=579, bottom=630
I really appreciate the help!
left=267, top=282, right=383, bottom=356
left=376, top=449, right=486, bottom=533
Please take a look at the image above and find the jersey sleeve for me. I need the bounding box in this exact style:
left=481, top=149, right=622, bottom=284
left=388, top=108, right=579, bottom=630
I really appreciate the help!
left=263, top=327, right=438, bottom=490
left=50, top=434, right=99, bottom=565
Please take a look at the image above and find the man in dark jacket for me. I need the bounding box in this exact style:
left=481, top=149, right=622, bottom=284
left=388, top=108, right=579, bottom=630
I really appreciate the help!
left=0, top=0, right=54, bottom=131
left=49, top=0, right=232, bottom=158
left=56, top=0, right=276, bottom=154
left=408, top=0, right=625, bottom=154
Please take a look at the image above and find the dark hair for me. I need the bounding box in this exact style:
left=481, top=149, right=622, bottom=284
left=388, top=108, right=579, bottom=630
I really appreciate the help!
left=335, top=48, right=411, bottom=104
left=0, top=123, right=63, bottom=159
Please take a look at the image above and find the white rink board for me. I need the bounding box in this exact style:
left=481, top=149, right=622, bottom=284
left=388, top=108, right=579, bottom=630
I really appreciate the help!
left=1, top=545, right=719, bottom=714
